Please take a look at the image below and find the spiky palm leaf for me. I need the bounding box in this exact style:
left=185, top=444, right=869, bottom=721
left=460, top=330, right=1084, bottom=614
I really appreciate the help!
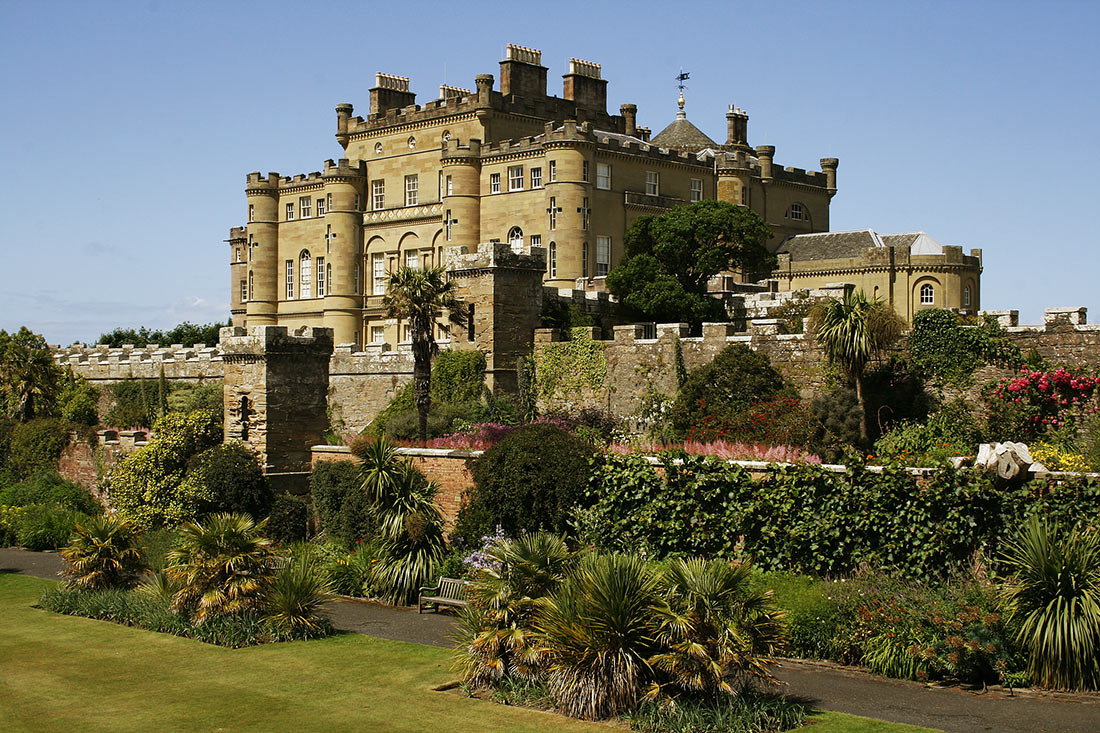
left=1000, top=517, right=1100, bottom=690
left=536, top=553, right=663, bottom=720
left=265, top=555, right=334, bottom=635
left=166, top=513, right=275, bottom=624
left=650, top=557, right=788, bottom=699
left=382, top=265, right=466, bottom=442
left=61, top=514, right=148, bottom=590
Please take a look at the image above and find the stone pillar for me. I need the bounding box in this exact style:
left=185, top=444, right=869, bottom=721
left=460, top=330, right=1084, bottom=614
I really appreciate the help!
left=446, top=243, right=546, bottom=394
left=221, top=325, right=334, bottom=494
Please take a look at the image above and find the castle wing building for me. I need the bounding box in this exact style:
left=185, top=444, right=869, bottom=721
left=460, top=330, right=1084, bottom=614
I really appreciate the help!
left=228, top=44, right=838, bottom=346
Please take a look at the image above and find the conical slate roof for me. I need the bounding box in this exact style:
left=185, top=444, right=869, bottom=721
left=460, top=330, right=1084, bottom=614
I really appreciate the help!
left=651, top=110, right=718, bottom=153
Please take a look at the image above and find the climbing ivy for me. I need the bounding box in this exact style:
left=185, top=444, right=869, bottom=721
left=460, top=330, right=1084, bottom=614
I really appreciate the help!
left=534, top=327, right=607, bottom=399
left=909, top=309, right=1021, bottom=386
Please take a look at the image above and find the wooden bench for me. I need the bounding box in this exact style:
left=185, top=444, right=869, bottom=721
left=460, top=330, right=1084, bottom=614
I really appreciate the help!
left=418, top=577, right=472, bottom=613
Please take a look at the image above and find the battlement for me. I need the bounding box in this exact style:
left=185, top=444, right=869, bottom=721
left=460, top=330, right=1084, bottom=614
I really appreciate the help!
left=321, top=158, right=367, bottom=178
left=374, top=72, right=410, bottom=92
left=445, top=241, right=547, bottom=272
left=506, top=44, right=542, bottom=66
left=53, top=343, right=224, bottom=382
left=775, top=166, right=828, bottom=186
left=245, top=171, right=281, bottom=193
left=280, top=171, right=324, bottom=188
left=469, top=121, right=709, bottom=167
left=568, top=58, right=601, bottom=79
left=220, top=325, right=335, bottom=356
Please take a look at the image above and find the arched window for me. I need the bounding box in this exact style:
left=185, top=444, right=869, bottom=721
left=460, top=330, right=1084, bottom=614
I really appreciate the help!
left=920, top=283, right=934, bottom=305
left=963, top=284, right=972, bottom=308
left=374, top=142, right=383, bottom=155
left=407, top=136, right=416, bottom=149
left=787, top=202, right=805, bottom=221
left=548, top=241, right=557, bottom=278
left=508, top=226, right=524, bottom=252
left=441, top=130, right=451, bottom=143
left=299, top=251, right=312, bottom=299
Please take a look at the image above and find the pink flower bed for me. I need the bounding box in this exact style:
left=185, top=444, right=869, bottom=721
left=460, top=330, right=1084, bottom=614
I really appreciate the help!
left=609, top=439, right=822, bottom=464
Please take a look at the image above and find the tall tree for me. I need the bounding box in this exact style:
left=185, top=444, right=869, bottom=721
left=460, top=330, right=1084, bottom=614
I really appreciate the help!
left=606, top=201, right=774, bottom=325
left=382, top=266, right=466, bottom=442
left=0, top=327, right=62, bottom=421
left=811, top=290, right=903, bottom=444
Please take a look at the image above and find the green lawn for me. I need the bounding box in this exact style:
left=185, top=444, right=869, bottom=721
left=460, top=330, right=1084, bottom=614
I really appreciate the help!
left=0, top=573, right=936, bottom=732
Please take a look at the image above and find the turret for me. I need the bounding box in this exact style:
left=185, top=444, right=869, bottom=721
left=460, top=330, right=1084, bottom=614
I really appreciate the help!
left=227, top=226, right=247, bottom=327
left=441, top=138, right=483, bottom=250
left=321, top=158, right=367, bottom=346
left=544, top=122, right=593, bottom=285
left=820, top=157, right=839, bottom=195
left=620, top=103, right=637, bottom=137
left=756, top=145, right=775, bottom=183
left=474, top=74, right=494, bottom=108
left=335, top=103, right=353, bottom=149
left=245, top=172, right=281, bottom=326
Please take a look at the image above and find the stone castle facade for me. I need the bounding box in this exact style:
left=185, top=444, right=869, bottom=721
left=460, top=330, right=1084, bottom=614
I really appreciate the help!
left=228, top=43, right=843, bottom=347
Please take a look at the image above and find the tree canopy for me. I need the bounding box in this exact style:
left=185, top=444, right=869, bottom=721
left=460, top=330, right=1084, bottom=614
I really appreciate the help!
left=97, top=320, right=230, bottom=348
left=606, top=201, right=774, bottom=324
left=0, top=327, right=62, bottom=421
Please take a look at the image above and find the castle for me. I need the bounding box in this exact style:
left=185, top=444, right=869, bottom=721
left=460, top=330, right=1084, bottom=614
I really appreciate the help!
left=227, top=44, right=855, bottom=347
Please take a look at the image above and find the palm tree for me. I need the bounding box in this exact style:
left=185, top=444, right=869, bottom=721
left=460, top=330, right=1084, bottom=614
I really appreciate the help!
left=165, top=513, right=275, bottom=624
left=0, top=327, right=61, bottom=421
left=61, top=515, right=149, bottom=590
left=811, top=290, right=902, bottom=444
left=382, top=266, right=466, bottom=442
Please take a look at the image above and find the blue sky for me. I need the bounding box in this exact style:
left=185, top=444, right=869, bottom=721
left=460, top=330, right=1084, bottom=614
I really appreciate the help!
left=2, top=0, right=1097, bottom=345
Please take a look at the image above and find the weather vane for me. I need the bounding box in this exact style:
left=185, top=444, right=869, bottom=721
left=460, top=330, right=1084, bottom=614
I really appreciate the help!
left=676, top=68, right=690, bottom=110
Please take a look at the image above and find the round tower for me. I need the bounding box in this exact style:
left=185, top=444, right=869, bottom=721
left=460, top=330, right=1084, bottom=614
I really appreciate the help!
left=245, top=172, right=280, bottom=326
left=441, top=138, right=482, bottom=250
left=321, top=158, right=367, bottom=346
left=544, top=122, right=593, bottom=286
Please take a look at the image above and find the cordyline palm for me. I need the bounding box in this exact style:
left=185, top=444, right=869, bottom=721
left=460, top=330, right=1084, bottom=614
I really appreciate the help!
left=811, top=290, right=902, bottom=444
left=1, top=334, right=61, bottom=421
left=166, top=513, right=275, bottom=624
left=382, top=266, right=466, bottom=442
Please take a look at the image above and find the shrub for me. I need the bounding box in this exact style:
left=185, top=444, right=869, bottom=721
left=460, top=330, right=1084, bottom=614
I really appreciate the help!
left=310, top=460, right=375, bottom=547
left=265, top=493, right=311, bottom=544
left=999, top=517, right=1100, bottom=690
left=264, top=555, right=334, bottom=637
left=984, top=366, right=1100, bottom=443
left=15, top=504, right=84, bottom=550
left=60, top=514, right=148, bottom=589
left=104, top=379, right=161, bottom=428
left=105, top=409, right=222, bottom=528
left=910, top=309, right=1021, bottom=386
left=139, top=527, right=179, bottom=572
left=456, top=424, right=599, bottom=544
left=0, top=470, right=100, bottom=515
left=811, top=387, right=863, bottom=449
left=180, top=442, right=272, bottom=518
left=668, top=345, right=791, bottom=439
left=0, top=416, right=15, bottom=468
left=686, top=396, right=823, bottom=448
left=57, top=371, right=99, bottom=426
left=168, top=382, right=223, bottom=413
left=8, top=418, right=71, bottom=478
left=627, top=692, right=806, bottom=733
left=873, top=400, right=982, bottom=466
left=367, top=350, right=488, bottom=437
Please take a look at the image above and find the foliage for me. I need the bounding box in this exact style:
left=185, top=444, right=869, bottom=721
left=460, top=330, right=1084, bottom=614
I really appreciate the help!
left=909, top=309, right=1021, bottom=386
left=179, top=441, right=272, bottom=518
left=984, top=366, right=1100, bottom=443
left=668, top=344, right=791, bottom=439
left=0, top=416, right=13, bottom=469
left=383, top=265, right=467, bottom=442
left=168, top=382, right=223, bottom=413
left=263, top=554, right=334, bottom=637
left=166, top=512, right=276, bottom=624
left=265, top=492, right=311, bottom=544
left=104, top=379, right=160, bottom=428
left=456, top=424, right=599, bottom=545
left=57, top=369, right=99, bottom=425
left=610, top=440, right=822, bottom=464
left=0, top=327, right=63, bottom=421
left=0, top=470, right=100, bottom=515
left=606, top=201, right=774, bottom=325
left=97, top=320, right=230, bottom=348
left=537, top=552, right=664, bottom=720
left=367, top=350, right=488, bottom=439
left=3, top=503, right=86, bottom=550
left=430, top=350, right=487, bottom=404
left=60, top=514, right=148, bottom=589
left=580, top=453, right=1100, bottom=581
left=999, top=517, right=1100, bottom=690
left=811, top=290, right=904, bottom=444
left=8, top=418, right=71, bottom=478
left=104, top=409, right=222, bottom=528
left=626, top=691, right=806, bottom=733
left=872, top=400, right=982, bottom=466
left=1030, top=442, right=1091, bottom=473
left=139, top=527, right=179, bottom=572
left=811, top=387, right=863, bottom=448
left=310, top=459, right=376, bottom=547
left=354, top=436, right=447, bottom=605
left=686, top=395, right=823, bottom=449
left=533, top=327, right=607, bottom=400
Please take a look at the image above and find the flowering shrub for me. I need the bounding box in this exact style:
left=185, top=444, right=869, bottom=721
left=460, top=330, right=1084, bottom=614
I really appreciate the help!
left=686, top=396, right=822, bottom=449
left=397, top=418, right=574, bottom=451
left=609, top=439, right=822, bottom=465
left=985, top=366, right=1100, bottom=442
left=1030, top=442, right=1091, bottom=473
left=463, top=526, right=507, bottom=573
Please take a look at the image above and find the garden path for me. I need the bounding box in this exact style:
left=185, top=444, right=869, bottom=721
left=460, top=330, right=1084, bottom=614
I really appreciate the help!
left=4, top=547, right=1099, bottom=733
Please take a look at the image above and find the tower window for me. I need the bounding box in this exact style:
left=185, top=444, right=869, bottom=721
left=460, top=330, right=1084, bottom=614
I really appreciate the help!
left=596, top=235, right=610, bottom=277
left=404, top=175, right=418, bottom=206
left=299, top=251, right=312, bottom=298
left=316, top=197, right=326, bottom=216
left=582, top=241, right=589, bottom=278
left=964, top=284, right=972, bottom=308
left=531, top=167, right=542, bottom=188
left=596, top=162, right=611, bottom=190
left=690, top=179, right=703, bottom=202
left=248, top=270, right=253, bottom=300
left=788, top=202, right=804, bottom=221
left=446, top=175, right=453, bottom=195
left=549, top=241, right=557, bottom=278
left=248, top=204, right=254, bottom=222
left=316, top=257, right=325, bottom=297
left=234, top=246, right=241, bottom=263
left=286, top=260, right=294, bottom=299
left=373, top=253, right=386, bottom=295
left=508, top=165, right=524, bottom=191
left=583, top=161, right=590, bottom=182
left=645, top=171, right=660, bottom=196
left=374, top=142, right=383, bottom=155
left=920, top=283, right=934, bottom=305
left=549, top=197, right=557, bottom=230
left=372, top=179, right=385, bottom=210
left=549, top=160, right=557, bottom=182
left=240, top=279, right=247, bottom=302
left=490, top=173, right=501, bottom=194
left=508, top=226, right=523, bottom=252
left=407, top=136, right=416, bottom=149
left=300, top=196, right=311, bottom=218
left=285, top=202, right=295, bottom=221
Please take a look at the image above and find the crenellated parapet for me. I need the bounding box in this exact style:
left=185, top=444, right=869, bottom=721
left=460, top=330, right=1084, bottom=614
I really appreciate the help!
left=53, top=344, right=224, bottom=382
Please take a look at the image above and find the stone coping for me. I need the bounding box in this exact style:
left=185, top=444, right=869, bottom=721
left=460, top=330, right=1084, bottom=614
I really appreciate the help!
left=310, top=444, right=1100, bottom=479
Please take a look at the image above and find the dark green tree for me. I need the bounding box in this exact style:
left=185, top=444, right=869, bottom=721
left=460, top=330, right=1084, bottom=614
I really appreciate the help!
left=0, top=327, right=62, bottom=421
left=382, top=266, right=465, bottom=442
left=606, top=201, right=774, bottom=325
